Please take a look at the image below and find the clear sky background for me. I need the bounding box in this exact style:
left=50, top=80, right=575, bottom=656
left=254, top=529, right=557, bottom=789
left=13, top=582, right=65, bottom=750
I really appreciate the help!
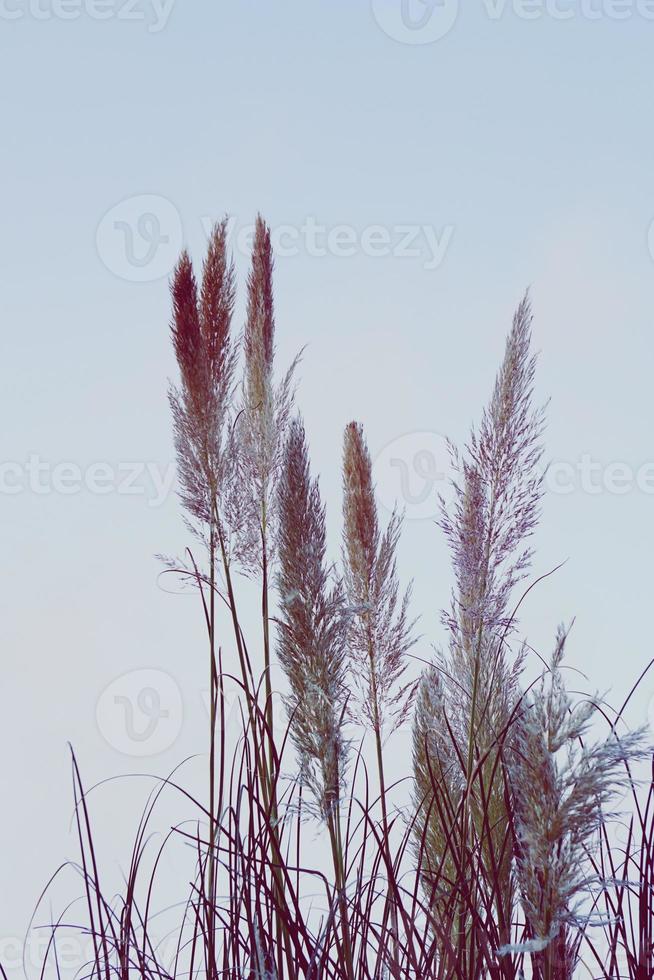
left=2, top=1, right=654, bottom=974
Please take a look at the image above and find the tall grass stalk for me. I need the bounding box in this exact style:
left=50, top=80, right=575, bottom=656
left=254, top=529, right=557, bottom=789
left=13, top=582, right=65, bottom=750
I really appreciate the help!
left=342, top=420, right=417, bottom=975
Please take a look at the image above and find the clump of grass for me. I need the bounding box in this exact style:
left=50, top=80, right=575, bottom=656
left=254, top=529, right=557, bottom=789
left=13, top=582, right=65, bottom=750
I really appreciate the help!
left=19, top=225, right=654, bottom=980
left=507, top=626, right=646, bottom=980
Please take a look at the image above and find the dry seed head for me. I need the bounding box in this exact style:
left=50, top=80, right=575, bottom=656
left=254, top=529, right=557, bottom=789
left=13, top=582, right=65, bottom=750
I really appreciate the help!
left=235, top=215, right=299, bottom=573
left=277, top=416, right=349, bottom=819
left=169, top=224, right=237, bottom=533
left=342, top=421, right=417, bottom=738
left=342, top=421, right=379, bottom=591
left=244, top=215, right=275, bottom=420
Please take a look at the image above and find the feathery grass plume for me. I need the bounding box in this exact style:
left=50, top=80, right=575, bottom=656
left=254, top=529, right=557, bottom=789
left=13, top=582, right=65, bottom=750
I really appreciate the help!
left=342, top=421, right=417, bottom=741
left=412, top=663, right=459, bottom=883
left=507, top=625, right=646, bottom=980
left=277, top=416, right=354, bottom=976
left=277, top=416, right=349, bottom=822
left=413, top=294, right=544, bottom=966
left=236, top=214, right=298, bottom=573
left=169, top=219, right=237, bottom=538
left=442, top=292, right=545, bottom=647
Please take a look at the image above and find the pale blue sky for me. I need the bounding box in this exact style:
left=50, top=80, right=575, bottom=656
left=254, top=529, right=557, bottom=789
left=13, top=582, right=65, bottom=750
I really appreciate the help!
left=2, top=2, right=654, bottom=973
